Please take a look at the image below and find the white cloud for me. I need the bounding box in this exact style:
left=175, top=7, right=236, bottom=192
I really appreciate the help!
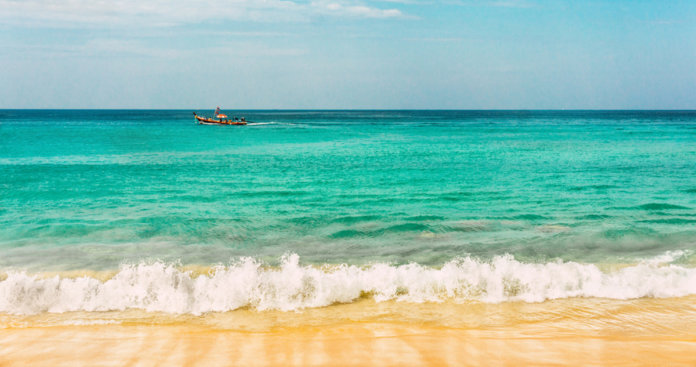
left=313, top=1, right=403, bottom=17
left=1, top=36, right=306, bottom=60
left=442, top=0, right=534, bottom=8
left=0, top=0, right=301, bottom=25
left=0, top=0, right=405, bottom=26
left=376, top=0, right=429, bottom=4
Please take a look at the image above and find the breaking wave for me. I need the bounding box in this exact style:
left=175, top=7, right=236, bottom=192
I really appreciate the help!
left=1, top=253, right=695, bottom=315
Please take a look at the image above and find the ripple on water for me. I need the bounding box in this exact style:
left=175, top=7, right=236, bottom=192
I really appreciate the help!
left=634, top=203, right=690, bottom=211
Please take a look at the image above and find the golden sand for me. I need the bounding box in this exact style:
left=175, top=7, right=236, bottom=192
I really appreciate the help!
left=1, top=297, right=696, bottom=366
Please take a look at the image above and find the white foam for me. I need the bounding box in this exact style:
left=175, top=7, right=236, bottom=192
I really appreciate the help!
left=1, top=253, right=696, bottom=315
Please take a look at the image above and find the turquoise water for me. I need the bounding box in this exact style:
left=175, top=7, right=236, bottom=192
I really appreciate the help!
left=2, top=110, right=696, bottom=272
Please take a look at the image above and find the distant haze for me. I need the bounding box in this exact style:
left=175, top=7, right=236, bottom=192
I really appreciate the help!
left=1, top=0, right=695, bottom=109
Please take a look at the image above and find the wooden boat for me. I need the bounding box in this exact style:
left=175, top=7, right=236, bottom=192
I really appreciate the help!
left=193, top=112, right=247, bottom=125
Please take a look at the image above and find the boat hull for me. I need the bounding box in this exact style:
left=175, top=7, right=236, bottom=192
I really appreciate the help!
left=195, top=115, right=247, bottom=125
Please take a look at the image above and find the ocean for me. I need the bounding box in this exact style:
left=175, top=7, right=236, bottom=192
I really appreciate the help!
left=1, top=110, right=696, bottom=322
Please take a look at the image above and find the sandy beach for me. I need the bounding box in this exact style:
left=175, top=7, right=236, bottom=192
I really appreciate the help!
left=2, top=297, right=696, bottom=366
left=2, top=322, right=695, bottom=366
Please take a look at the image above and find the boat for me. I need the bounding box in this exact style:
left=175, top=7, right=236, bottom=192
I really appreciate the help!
left=193, top=112, right=247, bottom=125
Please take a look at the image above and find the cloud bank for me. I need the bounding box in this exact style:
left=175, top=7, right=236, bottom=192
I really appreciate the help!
left=0, top=0, right=404, bottom=26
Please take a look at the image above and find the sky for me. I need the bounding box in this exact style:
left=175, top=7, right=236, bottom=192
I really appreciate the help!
left=1, top=0, right=695, bottom=109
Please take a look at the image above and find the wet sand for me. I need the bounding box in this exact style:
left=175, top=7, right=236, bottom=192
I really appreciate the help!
left=2, top=323, right=696, bottom=366
left=2, top=297, right=696, bottom=366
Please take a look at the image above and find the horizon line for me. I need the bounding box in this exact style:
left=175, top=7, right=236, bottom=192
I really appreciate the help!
left=2, top=108, right=696, bottom=112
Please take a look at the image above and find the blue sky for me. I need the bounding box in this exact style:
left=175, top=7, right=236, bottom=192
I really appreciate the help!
left=1, top=0, right=695, bottom=109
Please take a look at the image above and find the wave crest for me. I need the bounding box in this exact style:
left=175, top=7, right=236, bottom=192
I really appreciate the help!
left=1, top=253, right=695, bottom=315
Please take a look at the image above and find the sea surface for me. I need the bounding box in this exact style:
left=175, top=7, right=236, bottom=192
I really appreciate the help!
left=1, top=110, right=696, bottom=317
